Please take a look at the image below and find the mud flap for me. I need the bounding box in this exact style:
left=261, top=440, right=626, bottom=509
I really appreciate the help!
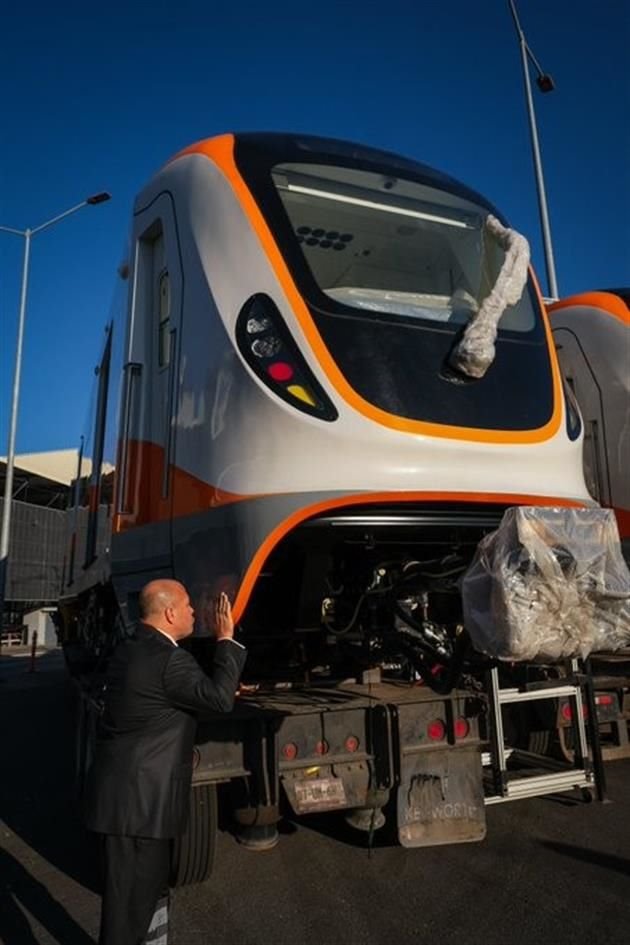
left=397, top=748, right=486, bottom=847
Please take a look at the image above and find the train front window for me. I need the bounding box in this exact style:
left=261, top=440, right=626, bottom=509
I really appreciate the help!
left=272, top=162, right=536, bottom=333
left=233, top=135, right=553, bottom=432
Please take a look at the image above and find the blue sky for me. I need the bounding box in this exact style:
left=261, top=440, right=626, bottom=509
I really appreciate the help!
left=1, top=0, right=628, bottom=454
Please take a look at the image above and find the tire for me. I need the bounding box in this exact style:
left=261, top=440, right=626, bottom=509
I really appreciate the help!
left=74, top=689, right=98, bottom=802
left=73, top=692, right=85, bottom=800
left=170, top=783, right=218, bottom=887
left=527, top=729, right=552, bottom=756
left=74, top=689, right=89, bottom=800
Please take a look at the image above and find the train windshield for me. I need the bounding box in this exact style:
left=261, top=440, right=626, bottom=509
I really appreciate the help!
left=234, top=135, right=553, bottom=431
left=271, top=162, right=537, bottom=334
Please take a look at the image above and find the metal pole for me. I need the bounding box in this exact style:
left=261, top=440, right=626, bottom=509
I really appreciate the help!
left=0, top=191, right=110, bottom=640
left=68, top=434, right=85, bottom=587
left=509, top=0, right=559, bottom=299
left=0, top=229, right=31, bottom=630
left=28, top=628, right=38, bottom=672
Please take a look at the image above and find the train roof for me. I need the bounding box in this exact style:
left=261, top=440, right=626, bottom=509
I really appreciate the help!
left=174, top=131, right=506, bottom=224
left=548, top=290, right=630, bottom=326
left=598, top=288, right=630, bottom=305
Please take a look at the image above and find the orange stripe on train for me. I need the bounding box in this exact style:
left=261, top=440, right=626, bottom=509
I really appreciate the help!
left=113, top=440, right=259, bottom=533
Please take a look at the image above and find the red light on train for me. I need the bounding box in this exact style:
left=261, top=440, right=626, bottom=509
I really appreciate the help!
left=268, top=361, right=294, bottom=382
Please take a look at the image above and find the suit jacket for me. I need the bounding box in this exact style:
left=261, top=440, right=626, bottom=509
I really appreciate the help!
left=84, top=622, right=246, bottom=839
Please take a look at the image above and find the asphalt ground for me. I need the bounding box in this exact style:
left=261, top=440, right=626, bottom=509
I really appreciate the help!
left=1, top=649, right=629, bottom=945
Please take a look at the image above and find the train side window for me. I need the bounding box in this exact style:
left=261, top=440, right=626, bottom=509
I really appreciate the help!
left=158, top=269, right=171, bottom=367
left=143, top=226, right=170, bottom=369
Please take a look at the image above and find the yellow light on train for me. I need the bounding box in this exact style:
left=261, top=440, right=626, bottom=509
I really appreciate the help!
left=287, top=384, right=316, bottom=406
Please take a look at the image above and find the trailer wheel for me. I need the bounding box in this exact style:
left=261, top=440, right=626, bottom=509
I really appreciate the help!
left=73, top=689, right=87, bottom=799
left=170, top=783, right=218, bottom=887
left=74, top=689, right=96, bottom=801
left=527, top=729, right=551, bottom=756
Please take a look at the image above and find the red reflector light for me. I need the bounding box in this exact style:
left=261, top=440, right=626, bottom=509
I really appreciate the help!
left=427, top=720, right=446, bottom=741
left=454, top=718, right=470, bottom=739
left=282, top=742, right=298, bottom=760
left=268, top=361, right=294, bottom=382
left=345, top=735, right=359, bottom=753
left=315, top=740, right=329, bottom=756
left=595, top=694, right=614, bottom=706
left=562, top=702, right=589, bottom=721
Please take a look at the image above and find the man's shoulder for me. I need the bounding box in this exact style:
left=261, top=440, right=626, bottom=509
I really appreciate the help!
left=134, top=622, right=177, bottom=648
left=110, top=623, right=176, bottom=668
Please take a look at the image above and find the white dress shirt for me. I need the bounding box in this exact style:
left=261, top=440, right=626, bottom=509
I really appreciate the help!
left=152, top=626, right=244, bottom=649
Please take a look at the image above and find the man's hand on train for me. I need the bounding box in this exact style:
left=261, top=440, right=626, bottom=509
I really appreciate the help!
left=213, top=591, right=235, bottom=641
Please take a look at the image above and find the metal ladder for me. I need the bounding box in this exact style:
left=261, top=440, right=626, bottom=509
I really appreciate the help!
left=484, top=659, right=607, bottom=805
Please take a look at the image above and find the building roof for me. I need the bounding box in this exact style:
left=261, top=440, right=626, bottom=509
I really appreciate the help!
left=0, top=450, right=110, bottom=487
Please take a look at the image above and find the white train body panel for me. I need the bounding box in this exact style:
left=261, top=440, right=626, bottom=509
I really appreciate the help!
left=129, top=148, right=587, bottom=496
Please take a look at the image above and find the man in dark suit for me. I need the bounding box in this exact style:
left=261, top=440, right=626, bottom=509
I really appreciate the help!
left=84, top=579, right=246, bottom=945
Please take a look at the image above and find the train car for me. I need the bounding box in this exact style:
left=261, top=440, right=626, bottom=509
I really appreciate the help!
left=59, top=132, right=598, bottom=878
left=68, top=132, right=588, bottom=626
left=548, top=289, right=630, bottom=760
left=548, top=289, right=630, bottom=555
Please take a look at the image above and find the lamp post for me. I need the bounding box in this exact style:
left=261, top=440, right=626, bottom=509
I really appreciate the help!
left=508, top=0, right=559, bottom=300
left=0, top=192, right=111, bottom=637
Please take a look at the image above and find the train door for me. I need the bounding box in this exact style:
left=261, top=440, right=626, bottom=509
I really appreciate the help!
left=114, top=194, right=183, bottom=573
left=553, top=328, right=611, bottom=507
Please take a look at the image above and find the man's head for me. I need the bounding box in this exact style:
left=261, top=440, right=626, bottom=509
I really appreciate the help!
left=139, top=579, right=195, bottom=641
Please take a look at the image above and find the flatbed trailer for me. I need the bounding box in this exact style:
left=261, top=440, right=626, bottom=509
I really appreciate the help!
left=71, top=643, right=607, bottom=885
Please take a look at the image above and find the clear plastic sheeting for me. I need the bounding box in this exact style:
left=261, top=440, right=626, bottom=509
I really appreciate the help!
left=448, top=215, right=530, bottom=378
left=462, top=507, right=630, bottom=661
left=326, top=287, right=480, bottom=325
left=326, top=287, right=453, bottom=322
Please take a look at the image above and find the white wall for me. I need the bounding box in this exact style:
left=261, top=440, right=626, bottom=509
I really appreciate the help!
left=23, top=608, right=57, bottom=648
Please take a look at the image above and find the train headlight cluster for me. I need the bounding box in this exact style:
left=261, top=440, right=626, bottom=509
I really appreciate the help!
left=236, top=294, right=338, bottom=421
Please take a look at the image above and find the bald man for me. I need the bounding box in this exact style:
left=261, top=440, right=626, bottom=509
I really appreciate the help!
left=84, top=580, right=246, bottom=945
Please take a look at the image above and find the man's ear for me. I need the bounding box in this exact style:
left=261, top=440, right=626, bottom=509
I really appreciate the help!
left=164, top=606, right=175, bottom=626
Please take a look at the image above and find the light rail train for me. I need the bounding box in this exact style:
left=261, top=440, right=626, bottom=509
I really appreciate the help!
left=62, top=132, right=589, bottom=674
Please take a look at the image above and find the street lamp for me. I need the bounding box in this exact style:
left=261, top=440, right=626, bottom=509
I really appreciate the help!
left=0, top=191, right=111, bottom=636
left=508, top=0, right=559, bottom=300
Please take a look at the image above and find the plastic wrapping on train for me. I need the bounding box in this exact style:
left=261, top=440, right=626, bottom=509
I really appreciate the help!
left=462, top=506, right=630, bottom=660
